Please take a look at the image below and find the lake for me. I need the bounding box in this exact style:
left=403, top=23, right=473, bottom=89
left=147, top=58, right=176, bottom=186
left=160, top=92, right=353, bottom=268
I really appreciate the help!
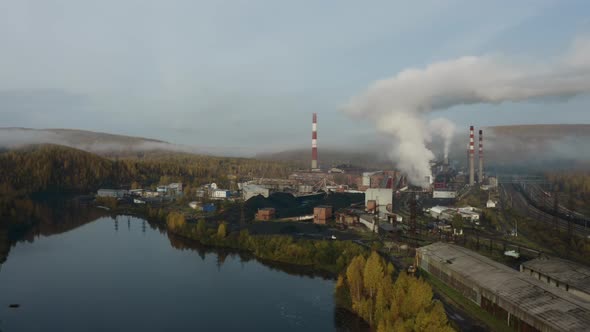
left=0, top=214, right=366, bottom=331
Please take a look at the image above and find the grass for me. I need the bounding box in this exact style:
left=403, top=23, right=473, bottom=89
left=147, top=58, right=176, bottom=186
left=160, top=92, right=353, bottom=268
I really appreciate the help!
left=421, top=270, right=513, bottom=332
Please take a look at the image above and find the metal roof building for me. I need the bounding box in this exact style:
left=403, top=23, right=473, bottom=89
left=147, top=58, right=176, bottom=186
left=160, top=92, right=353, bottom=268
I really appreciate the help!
left=522, top=256, right=590, bottom=302
left=417, top=242, right=590, bottom=332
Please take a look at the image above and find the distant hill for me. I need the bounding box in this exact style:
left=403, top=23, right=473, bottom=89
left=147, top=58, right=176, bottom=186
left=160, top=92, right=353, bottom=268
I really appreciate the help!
left=485, top=124, right=590, bottom=138
left=0, top=127, right=184, bottom=157
left=262, top=124, right=590, bottom=172
left=255, top=148, right=393, bottom=170
left=451, top=124, right=590, bottom=170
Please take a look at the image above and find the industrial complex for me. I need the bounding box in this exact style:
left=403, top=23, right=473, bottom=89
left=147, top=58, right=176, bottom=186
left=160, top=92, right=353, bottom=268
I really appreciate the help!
left=89, top=112, right=590, bottom=332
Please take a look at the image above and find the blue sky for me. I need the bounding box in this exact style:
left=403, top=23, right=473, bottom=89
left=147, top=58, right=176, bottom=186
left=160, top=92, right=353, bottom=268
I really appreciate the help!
left=1, top=0, right=589, bottom=155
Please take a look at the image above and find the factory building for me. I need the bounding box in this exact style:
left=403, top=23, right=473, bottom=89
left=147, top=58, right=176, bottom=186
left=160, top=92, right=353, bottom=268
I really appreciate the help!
left=242, top=184, right=270, bottom=201
left=97, top=189, right=127, bottom=198
left=432, top=190, right=457, bottom=199
left=417, top=243, right=590, bottom=332
left=364, top=188, right=393, bottom=215
left=313, top=205, right=333, bottom=224
left=428, top=206, right=480, bottom=223
left=521, top=256, right=590, bottom=302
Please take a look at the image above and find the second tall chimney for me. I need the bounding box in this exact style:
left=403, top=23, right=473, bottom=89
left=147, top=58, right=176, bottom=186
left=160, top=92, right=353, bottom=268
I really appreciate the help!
left=311, top=113, right=318, bottom=170
left=469, top=125, right=475, bottom=185
left=478, top=129, right=484, bottom=183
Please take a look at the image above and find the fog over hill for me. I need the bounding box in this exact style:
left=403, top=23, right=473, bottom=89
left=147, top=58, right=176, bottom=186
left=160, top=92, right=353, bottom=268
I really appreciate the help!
left=1, top=125, right=589, bottom=171
left=0, top=128, right=222, bottom=157
left=260, top=124, right=590, bottom=171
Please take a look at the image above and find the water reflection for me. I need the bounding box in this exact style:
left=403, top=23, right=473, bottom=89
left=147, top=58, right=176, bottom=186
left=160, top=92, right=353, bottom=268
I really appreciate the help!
left=0, top=198, right=368, bottom=331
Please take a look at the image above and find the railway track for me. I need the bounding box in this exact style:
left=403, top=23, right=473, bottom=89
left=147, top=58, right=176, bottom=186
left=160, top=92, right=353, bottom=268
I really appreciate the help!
left=503, top=184, right=590, bottom=237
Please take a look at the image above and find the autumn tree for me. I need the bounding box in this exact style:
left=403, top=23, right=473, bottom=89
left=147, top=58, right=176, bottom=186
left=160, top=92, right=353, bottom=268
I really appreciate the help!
left=346, top=255, right=366, bottom=305
left=337, top=253, right=454, bottom=332
left=166, top=212, right=186, bottom=230
left=217, top=222, right=227, bottom=238
left=197, top=219, right=207, bottom=235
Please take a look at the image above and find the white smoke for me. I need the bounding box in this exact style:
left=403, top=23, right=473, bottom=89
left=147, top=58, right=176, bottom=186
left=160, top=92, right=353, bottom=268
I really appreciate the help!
left=342, top=37, right=590, bottom=187
left=428, top=118, right=455, bottom=159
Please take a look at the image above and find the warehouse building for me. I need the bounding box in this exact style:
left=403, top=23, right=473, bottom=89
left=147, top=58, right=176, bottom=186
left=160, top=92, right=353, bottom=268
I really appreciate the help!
left=97, top=189, right=127, bottom=198
left=242, top=184, right=270, bottom=201
left=521, top=256, right=590, bottom=302
left=417, top=242, right=590, bottom=332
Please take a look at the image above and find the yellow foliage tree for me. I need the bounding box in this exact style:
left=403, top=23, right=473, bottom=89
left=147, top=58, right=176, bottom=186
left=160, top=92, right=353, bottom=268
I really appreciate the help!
left=217, top=223, right=227, bottom=238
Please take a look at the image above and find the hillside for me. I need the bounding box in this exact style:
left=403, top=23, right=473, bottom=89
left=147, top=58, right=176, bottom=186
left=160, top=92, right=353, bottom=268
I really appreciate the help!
left=443, top=124, right=590, bottom=170
left=0, top=144, right=294, bottom=196
left=255, top=148, right=393, bottom=170
left=0, top=127, right=176, bottom=155
left=486, top=124, right=590, bottom=138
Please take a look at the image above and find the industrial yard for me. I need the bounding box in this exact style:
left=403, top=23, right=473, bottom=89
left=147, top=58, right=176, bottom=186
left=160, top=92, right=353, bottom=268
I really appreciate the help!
left=88, top=113, right=590, bottom=332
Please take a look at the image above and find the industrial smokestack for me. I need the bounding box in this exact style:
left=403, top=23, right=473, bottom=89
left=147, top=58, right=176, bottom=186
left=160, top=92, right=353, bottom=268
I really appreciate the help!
left=478, top=129, right=483, bottom=183
left=469, top=125, right=475, bottom=185
left=311, top=113, right=318, bottom=170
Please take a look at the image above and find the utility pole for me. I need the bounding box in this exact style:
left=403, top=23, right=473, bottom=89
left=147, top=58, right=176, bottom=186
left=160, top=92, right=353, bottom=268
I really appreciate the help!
left=553, top=190, right=559, bottom=233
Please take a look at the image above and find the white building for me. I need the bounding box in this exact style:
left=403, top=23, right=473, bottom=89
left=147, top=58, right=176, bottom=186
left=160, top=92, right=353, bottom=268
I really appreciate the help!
left=143, top=191, right=159, bottom=198
left=212, top=189, right=230, bottom=199
left=168, top=182, right=183, bottom=192
left=97, top=189, right=127, bottom=198
left=365, top=188, right=394, bottom=218
left=129, top=189, right=144, bottom=196
left=429, top=205, right=480, bottom=223
left=157, top=186, right=168, bottom=193
left=432, top=190, right=457, bottom=199
left=429, top=206, right=447, bottom=219
left=486, top=200, right=497, bottom=208
left=189, top=201, right=199, bottom=209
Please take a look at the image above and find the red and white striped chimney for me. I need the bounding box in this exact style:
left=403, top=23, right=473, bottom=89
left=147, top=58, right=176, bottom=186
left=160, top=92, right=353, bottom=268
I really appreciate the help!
left=311, top=113, right=318, bottom=170
left=478, top=129, right=483, bottom=183
left=469, top=125, right=475, bottom=185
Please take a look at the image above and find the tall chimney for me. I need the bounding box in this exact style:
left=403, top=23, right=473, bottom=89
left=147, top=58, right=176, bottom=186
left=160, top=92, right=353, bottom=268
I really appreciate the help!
left=478, top=129, right=483, bottom=183
left=311, top=113, right=318, bottom=170
left=469, top=125, right=475, bottom=185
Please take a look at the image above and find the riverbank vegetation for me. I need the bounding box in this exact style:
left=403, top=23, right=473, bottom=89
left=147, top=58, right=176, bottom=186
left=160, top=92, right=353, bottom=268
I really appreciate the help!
left=335, top=252, right=454, bottom=332
left=165, top=212, right=367, bottom=274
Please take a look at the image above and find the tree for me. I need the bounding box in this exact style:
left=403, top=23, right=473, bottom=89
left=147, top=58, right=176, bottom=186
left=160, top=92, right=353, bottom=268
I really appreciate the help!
left=363, top=251, right=385, bottom=299
left=217, top=222, right=227, bottom=238
left=451, top=213, right=464, bottom=230
left=166, top=212, right=186, bottom=230
left=346, top=255, right=366, bottom=305
left=197, top=219, right=207, bottom=235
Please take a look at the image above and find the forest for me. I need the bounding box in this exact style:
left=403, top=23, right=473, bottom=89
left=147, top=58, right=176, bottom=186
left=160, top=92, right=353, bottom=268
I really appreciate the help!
left=0, top=144, right=294, bottom=219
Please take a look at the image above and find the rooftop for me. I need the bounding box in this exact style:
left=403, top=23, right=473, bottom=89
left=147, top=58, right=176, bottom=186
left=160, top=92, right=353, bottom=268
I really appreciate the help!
left=523, top=257, right=590, bottom=295
left=418, top=243, right=590, bottom=332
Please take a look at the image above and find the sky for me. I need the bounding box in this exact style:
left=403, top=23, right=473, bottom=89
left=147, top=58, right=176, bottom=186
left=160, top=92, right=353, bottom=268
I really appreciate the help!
left=1, top=0, right=590, bottom=155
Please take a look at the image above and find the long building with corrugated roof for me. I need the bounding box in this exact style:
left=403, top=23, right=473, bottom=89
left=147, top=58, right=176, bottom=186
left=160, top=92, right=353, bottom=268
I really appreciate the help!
left=416, top=242, right=590, bottom=332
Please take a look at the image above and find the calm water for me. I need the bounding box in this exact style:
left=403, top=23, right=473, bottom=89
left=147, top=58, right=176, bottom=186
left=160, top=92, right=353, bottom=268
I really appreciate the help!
left=0, top=215, right=361, bottom=331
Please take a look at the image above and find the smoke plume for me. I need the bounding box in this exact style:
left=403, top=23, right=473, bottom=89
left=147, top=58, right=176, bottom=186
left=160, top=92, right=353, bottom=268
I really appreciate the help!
left=342, top=37, right=590, bottom=187
left=428, top=118, right=455, bottom=159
